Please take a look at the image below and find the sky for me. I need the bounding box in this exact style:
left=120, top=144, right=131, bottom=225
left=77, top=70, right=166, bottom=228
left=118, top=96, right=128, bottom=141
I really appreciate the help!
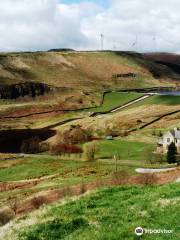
left=0, top=0, right=179, bottom=52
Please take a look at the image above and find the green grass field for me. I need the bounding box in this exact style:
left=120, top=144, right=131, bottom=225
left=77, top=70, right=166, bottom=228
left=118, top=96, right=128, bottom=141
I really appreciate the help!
left=130, top=95, right=180, bottom=108
left=0, top=139, right=155, bottom=182
left=3, top=183, right=179, bottom=240
left=0, top=153, right=135, bottom=208
left=98, top=139, right=155, bottom=160
left=0, top=156, right=83, bottom=182
left=85, top=92, right=143, bottom=112
left=0, top=137, right=161, bottom=209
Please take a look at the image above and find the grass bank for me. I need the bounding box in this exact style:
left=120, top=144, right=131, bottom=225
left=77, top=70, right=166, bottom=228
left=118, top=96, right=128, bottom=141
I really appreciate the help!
left=2, top=183, right=179, bottom=240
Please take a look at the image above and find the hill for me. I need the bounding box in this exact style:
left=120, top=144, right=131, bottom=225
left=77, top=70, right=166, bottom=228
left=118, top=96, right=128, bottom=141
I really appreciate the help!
left=1, top=184, right=179, bottom=240
left=144, top=52, right=180, bottom=76
left=0, top=51, right=179, bottom=120
left=0, top=51, right=179, bottom=95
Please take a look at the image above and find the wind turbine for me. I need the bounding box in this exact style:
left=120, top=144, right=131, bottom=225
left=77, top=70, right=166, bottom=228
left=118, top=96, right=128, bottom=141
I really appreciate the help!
left=100, top=33, right=104, bottom=50
left=131, top=35, right=138, bottom=49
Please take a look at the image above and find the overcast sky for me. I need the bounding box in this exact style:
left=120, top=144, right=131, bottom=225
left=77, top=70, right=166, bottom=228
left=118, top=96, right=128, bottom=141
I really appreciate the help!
left=0, top=0, right=180, bottom=52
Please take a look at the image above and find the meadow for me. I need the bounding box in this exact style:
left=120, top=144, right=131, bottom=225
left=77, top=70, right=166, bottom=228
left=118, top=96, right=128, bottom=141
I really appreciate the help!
left=2, top=183, right=179, bottom=240
left=0, top=139, right=156, bottom=182
left=128, top=94, right=180, bottom=109
left=98, top=139, right=155, bottom=160
left=85, top=92, right=143, bottom=112
left=0, top=136, right=171, bottom=211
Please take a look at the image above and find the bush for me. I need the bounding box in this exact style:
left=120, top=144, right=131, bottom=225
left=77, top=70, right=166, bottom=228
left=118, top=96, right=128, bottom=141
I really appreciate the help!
left=50, top=144, right=83, bottom=155
left=20, top=137, right=41, bottom=154
left=0, top=208, right=15, bottom=226
left=140, top=173, right=157, bottom=185
left=79, top=183, right=86, bottom=194
left=119, top=130, right=129, bottom=137
left=60, top=125, right=91, bottom=144
left=112, top=170, right=129, bottom=184
left=83, top=141, right=99, bottom=161
left=31, top=196, right=47, bottom=209
left=105, top=127, right=119, bottom=137
left=61, top=186, right=72, bottom=198
left=8, top=197, right=18, bottom=215
left=144, top=147, right=156, bottom=165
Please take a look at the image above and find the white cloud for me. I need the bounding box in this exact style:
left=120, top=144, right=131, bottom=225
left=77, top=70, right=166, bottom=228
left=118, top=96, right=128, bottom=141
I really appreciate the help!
left=82, top=0, right=180, bottom=52
left=0, top=0, right=91, bottom=51
left=0, top=0, right=179, bottom=52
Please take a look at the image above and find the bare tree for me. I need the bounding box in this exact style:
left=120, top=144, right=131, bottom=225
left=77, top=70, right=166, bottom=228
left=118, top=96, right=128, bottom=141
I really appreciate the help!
left=9, top=198, right=18, bottom=215
left=83, top=141, right=99, bottom=161
left=144, top=147, right=155, bottom=165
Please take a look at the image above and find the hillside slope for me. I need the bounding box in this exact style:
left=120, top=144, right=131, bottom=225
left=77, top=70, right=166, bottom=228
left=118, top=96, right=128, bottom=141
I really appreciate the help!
left=1, top=184, right=179, bottom=240
left=0, top=51, right=178, bottom=91
left=0, top=51, right=179, bottom=127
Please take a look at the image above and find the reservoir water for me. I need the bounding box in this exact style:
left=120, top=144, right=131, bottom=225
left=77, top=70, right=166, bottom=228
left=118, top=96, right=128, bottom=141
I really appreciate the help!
left=159, top=91, right=180, bottom=96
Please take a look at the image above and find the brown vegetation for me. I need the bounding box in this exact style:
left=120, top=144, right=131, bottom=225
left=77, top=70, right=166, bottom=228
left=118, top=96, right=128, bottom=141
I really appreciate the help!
left=0, top=208, right=15, bottom=226
left=50, top=143, right=82, bottom=155
left=20, top=136, right=41, bottom=154
left=83, top=141, right=99, bottom=161
left=0, top=168, right=179, bottom=225
left=139, top=173, right=158, bottom=185
left=31, top=196, right=48, bottom=209
left=60, top=125, right=91, bottom=144
left=112, top=170, right=129, bottom=184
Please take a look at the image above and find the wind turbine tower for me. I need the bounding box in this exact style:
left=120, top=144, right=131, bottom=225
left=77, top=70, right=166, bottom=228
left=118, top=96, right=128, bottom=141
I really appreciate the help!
left=131, top=35, right=138, bottom=51
left=152, top=36, right=157, bottom=52
left=100, top=33, right=104, bottom=50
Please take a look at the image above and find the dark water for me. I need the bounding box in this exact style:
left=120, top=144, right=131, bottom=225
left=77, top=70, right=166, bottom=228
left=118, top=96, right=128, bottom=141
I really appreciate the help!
left=159, top=91, right=180, bottom=96
left=0, top=129, right=56, bottom=153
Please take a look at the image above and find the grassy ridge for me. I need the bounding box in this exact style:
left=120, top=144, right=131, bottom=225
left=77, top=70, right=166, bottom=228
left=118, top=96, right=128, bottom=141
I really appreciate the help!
left=11, top=184, right=180, bottom=240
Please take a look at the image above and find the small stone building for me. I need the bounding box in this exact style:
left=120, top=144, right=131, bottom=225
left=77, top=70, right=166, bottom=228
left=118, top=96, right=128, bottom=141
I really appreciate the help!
left=157, top=128, right=180, bottom=153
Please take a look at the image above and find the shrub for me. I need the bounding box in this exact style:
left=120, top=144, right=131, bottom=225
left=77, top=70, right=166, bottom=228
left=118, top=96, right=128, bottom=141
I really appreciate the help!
left=158, top=130, right=163, bottom=137
left=8, top=198, right=18, bottom=214
left=105, top=127, right=119, bottom=137
left=83, top=141, right=99, bottom=161
left=20, top=137, right=41, bottom=154
left=112, top=170, right=129, bottom=184
left=31, top=196, right=47, bottom=209
left=140, top=173, right=158, bottom=185
left=0, top=208, right=15, bottom=226
left=61, top=186, right=72, bottom=198
left=119, top=130, right=129, bottom=137
left=50, top=144, right=82, bottom=155
left=79, top=183, right=86, bottom=194
left=60, top=125, right=91, bottom=144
